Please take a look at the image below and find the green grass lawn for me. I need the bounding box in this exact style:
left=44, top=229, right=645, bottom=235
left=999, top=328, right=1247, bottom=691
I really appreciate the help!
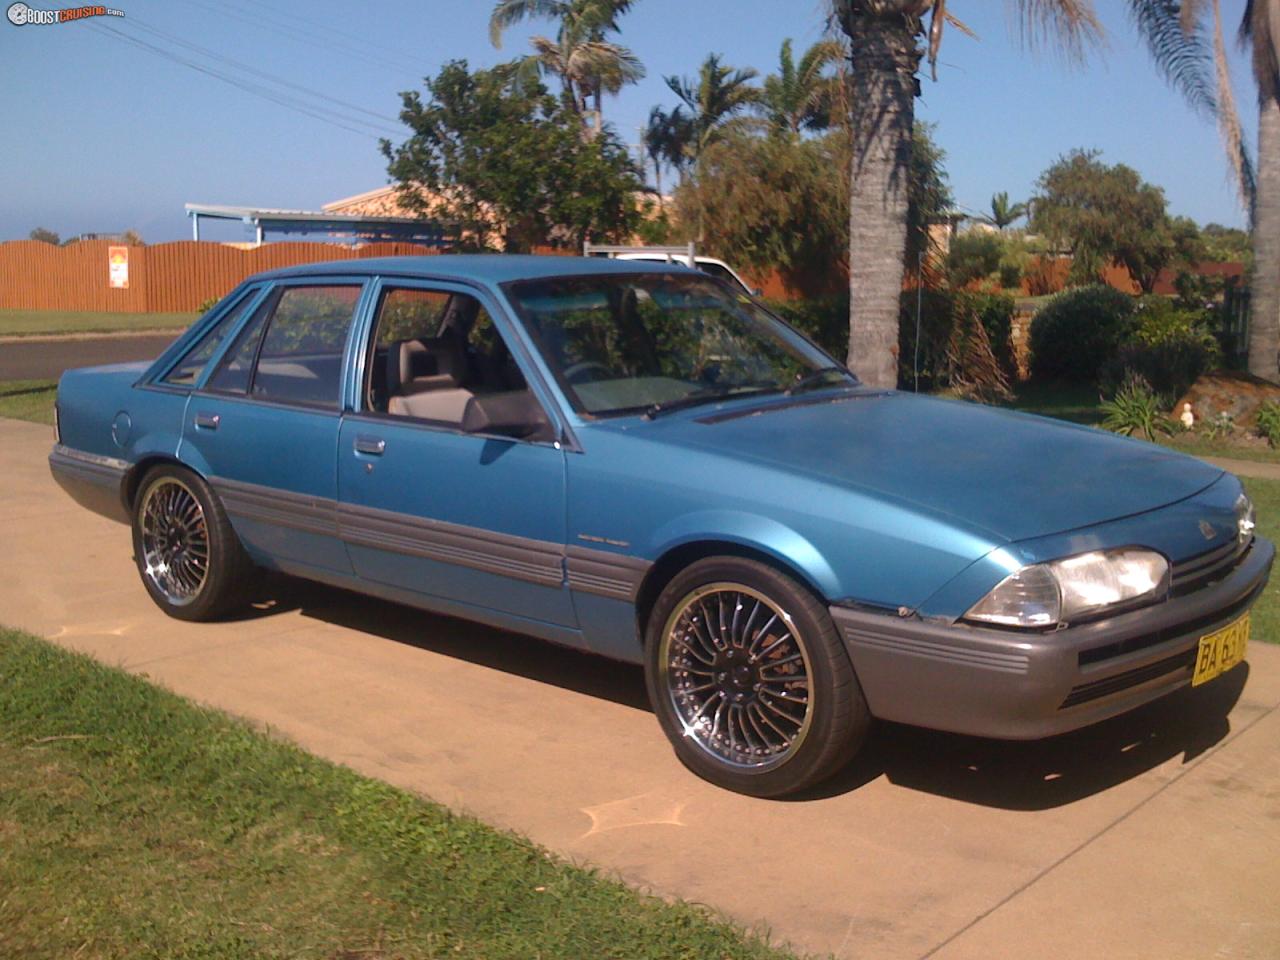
left=0, top=309, right=197, bottom=337
left=0, top=627, right=793, bottom=960
left=0, top=379, right=56, bottom=425
left=1242, top=477, right=1280, bottom=643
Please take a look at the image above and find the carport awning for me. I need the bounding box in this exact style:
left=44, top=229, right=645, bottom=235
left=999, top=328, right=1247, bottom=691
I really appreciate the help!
left=184, top=203, right=451, bottom=246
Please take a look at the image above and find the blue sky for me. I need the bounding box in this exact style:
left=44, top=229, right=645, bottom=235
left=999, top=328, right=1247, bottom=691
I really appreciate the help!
left=0, top=0, right=1258, bottom=243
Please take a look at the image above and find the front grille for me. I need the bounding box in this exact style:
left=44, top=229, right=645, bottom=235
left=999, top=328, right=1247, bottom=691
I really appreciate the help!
left=1172, top=538, right=1250, bottom=597
left=1061, top=648, right=1196, bottom=708
left=1076, top=583, right=1260, bottom=667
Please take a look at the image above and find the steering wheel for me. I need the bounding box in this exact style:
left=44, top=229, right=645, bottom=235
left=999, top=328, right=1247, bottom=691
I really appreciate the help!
left=564, top=361, right=613, bottom=384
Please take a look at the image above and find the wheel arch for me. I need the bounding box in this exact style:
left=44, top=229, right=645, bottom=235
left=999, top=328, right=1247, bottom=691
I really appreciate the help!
left=635, top=536, right=835, bottom=642
left=122, top=454, right=200, bottom=512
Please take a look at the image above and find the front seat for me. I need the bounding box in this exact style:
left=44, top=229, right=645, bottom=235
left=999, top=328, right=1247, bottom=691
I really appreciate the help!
left=387, top=335, right=475, bottom=423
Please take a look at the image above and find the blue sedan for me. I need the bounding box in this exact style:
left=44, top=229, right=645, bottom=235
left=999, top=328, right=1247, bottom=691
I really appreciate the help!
left=50, top=255, right=1273, bottom=796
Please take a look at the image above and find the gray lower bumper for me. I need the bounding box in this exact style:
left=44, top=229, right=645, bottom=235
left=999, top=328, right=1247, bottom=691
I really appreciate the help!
left=48, top=444, right=130, bottom=524
left=830, top=536, right=1274, bottom=739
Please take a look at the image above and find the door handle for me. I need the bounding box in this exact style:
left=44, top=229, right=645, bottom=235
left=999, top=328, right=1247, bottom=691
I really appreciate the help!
left=194, top=411, right=220, bottom=430
left=354, top=435, right=386, bottom=456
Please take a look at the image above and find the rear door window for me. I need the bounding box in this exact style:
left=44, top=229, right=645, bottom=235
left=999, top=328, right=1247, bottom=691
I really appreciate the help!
left=251, top=286, right=361, bottom=408
left=205, top=284, right=362, bottom=405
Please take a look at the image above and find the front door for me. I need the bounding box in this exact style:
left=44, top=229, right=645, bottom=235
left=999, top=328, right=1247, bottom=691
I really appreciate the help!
left=183, top=281, right=367, bottom=577
left=336, top=281, right=575, bottom=627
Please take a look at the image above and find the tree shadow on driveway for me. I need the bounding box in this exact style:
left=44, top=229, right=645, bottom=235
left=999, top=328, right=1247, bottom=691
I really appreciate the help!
left=246, top=572, right=1251, bottom=811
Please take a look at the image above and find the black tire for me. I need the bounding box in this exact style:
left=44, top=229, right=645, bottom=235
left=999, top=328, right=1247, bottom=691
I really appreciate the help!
left=644, top=556, right=870, bottom=798
left=130, top=463, right=253, bottom=621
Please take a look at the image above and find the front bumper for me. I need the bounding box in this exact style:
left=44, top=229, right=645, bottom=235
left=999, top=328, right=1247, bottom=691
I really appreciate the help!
left=830, top=536, right=1274, bottom=739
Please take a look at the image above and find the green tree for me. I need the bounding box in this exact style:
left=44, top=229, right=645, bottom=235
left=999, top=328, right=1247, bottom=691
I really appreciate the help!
left=381, top=60, right=642, bottom=252
left=1201, top=222, right=1251, bottom=262
left=1129, top=0, right=1279, bottom=380
left=983, top=191, right=1028, bottom=230
left=677, top=122, right=950, bottom=298
left=1031, top=149, right=1182, bottom=292
left=488, top=0, right=643, bottom=136
left=659, top=54, right=761, bottom=239
left=906, top=120, right=954, bottom=269
left=831, top=1, right=1102, bottom=388
left=28, top=227, right=59, bottom=245
left=643, top=103, right=695, bottom=193
left=758, top=38, right=845, bottom=136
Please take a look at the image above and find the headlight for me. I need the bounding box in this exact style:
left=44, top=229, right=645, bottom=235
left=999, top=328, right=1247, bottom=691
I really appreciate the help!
left=965, top=548, right=1169, bottom=629
left=1236, top=493, right=1256, bottom=544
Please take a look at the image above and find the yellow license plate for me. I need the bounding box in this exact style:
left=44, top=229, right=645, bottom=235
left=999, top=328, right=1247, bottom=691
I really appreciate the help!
left=1192, top=613, right=1250, bottom=687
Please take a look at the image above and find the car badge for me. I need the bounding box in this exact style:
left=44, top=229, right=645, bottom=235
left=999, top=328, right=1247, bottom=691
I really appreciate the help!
left=1199, top=520, right=1217, bottom=541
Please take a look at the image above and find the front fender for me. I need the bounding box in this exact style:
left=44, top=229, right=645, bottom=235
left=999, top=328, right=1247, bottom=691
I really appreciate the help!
left=646, top=509, right=841, bottom=599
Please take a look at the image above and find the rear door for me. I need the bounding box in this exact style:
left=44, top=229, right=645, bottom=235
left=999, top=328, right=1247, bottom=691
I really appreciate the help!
left=336, top=279, right=575, bottom=627
left=183, top=279, right=368, bottom=576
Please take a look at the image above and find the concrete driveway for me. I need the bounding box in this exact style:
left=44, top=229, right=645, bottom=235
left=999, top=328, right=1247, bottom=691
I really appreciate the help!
left=3, top=416, right=1278, bottom=960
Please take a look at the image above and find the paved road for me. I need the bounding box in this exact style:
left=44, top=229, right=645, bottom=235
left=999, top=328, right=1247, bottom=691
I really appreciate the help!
left=0, top=334, right=177, bottom=380
left=3, top=415, right=1279, bottom=960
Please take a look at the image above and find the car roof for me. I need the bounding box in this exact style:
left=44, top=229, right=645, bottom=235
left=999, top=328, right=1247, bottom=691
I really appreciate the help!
left=254, top=253, right=697, bottom=285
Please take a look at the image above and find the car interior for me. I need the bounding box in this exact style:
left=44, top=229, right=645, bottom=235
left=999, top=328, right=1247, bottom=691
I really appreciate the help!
left=367, top=289, right=535, bottom=431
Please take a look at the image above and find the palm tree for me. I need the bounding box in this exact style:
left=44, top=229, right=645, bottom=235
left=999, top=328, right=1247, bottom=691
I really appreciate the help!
left=643, top=104, right=695, bottom=197
left=664, top=54, right=761, bottom=161
left=661, top=54, right=761, bottom=239
left=983, top=191, right=1029, bottom=230
left=759, top=38, right=845, bottom=136
left=489, top=0, right=643, bottom=136
left=1131, top=0, right=1277, bottom=381
left=831, top=2, right=1102, bottom=388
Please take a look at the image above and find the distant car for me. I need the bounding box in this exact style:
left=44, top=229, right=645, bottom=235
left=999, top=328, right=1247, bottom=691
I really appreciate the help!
left=50, top=255, right=1271, bottom=797
left=585, top=244, right=759, bottom=296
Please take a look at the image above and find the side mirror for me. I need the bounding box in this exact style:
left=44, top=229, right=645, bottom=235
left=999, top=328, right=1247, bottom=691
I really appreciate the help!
left=461, top=391, right=553, bottom=441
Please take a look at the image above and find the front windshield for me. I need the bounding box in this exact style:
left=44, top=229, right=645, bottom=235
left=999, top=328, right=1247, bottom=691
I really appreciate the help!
left=504, top=273, right=851, bottom=417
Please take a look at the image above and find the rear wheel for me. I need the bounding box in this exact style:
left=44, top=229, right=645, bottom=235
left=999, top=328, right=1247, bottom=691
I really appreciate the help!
left=131, top=464, right=252, bottom=621
left=644, top=556, right=869, bottom=797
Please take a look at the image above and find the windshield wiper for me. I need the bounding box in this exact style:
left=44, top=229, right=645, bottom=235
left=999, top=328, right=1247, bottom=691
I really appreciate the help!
left=643, top=384, right=785, bottom=420
left=785, top=366, right=855, bottom=396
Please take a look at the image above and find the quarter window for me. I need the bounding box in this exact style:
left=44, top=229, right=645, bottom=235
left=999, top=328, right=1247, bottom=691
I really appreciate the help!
left=161, top=289, right=256, bottom=386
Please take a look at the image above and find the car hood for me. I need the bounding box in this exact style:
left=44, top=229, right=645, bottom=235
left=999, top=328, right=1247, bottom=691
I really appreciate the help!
left=619, top=389, right=1223, bottom=543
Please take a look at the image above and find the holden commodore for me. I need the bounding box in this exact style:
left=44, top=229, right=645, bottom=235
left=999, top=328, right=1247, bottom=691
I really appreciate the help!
left=49, top=256, right=1272, bottom=797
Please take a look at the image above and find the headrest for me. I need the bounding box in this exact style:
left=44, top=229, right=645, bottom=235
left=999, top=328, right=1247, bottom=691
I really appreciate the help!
left=387, top=335, right=467, bottom=396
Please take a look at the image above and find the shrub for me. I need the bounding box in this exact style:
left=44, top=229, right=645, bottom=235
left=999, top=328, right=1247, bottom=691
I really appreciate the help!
left=898, top=288, right=1011, bottom=400
left=1100, top=373, right=1173, bottom=441
left=1029, top=285, right=1137, bottom=382
left=1098, top=297, right=1221, bottom=398
left=763, top=295, right=847, bottom=359
left=946, top=231, right=1004, bottom=288
left=196, top=296, right=220, bottom=313
left=1257, top=401, right=1280, bottom=447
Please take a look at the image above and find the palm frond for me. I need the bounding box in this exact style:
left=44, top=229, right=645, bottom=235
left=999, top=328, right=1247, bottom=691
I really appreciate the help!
left=488, top=0, right=570, bottom=47
left=1210, top=0, right=1256, bottom=208
left=1129, top=0, right=1216, bottom=116
left=1010, top=0, right=1105, bottom=61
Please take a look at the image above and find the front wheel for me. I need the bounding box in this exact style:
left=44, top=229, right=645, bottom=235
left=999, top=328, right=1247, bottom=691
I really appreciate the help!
left=131, top=464, right=252, bottom=621
left=644, top=556, right=870, bottom=797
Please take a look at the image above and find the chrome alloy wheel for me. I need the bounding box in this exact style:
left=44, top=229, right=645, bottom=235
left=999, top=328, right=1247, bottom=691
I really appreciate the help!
left=138, top=477, right=210, bottom=606
left=658, top=583, right=813, bottom=771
